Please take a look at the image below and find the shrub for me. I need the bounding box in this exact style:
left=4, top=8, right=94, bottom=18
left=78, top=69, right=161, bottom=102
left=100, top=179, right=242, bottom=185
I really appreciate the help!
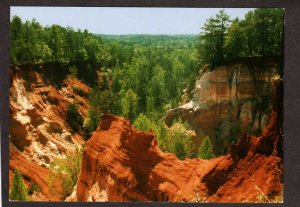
left=10, top=170, right=30, bottom=201
left=133, top=113, right=153, bottom=132
left=197, top=136, right=215, bottom=159
left=165, top=119, right=194, bottom=160
left=83, top=109, right=101, bottom=134
left=48, top=147, right=83, bottom=197
left=28, top=182, right=41, bottom=195
left=66, top=103, right=83, bottom=132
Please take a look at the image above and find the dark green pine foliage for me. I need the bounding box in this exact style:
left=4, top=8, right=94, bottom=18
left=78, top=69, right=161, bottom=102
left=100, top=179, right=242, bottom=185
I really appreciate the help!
left=10, top=170, right=29, bottom=201
left=197, top=136, right=215, bottom=160
left=121, top=89, right=139, bottom=123
left=198, top=8, right=284, bottom=70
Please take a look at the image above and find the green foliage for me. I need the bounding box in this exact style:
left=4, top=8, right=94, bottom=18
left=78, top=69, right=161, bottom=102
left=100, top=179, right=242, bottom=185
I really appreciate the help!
left=164, top=119, right=194, bottom=160
left=48, top=147, right=83, bottom=197
left=83, top=109, right=100, bottom=133
left=28, top=182, right=41, bottom=195
left=10, top=170, right=30, bottom=201
left=134, top=114, right=195, bottom=160
left=198, top=8, right=284, bottom=70
left=84, top=71, right=122, bottom=133
left=85, top=85, right=114, bottom=133
left=66, top=103, right=83, bottom=132
left=197, top=136, right=215, bottom=159
left=10, top=16, right=105, bottom=82
left=199, top=10, right=230, bottom=69
left=133, top=113, right=153, bottom=132
left=121, top=89, right=139, bottom=123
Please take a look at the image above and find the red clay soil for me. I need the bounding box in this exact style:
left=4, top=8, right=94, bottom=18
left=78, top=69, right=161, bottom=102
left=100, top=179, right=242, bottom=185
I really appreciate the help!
left=9, top=145, right=64, bottom=201
left=9, top=65, right=90, bottom=200
left=76, top=116, right=282, bottom=201
left=76, top=81, right=283, bottom=202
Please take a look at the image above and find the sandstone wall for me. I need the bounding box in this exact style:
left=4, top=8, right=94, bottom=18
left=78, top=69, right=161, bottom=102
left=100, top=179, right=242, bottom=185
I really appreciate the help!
left=165, top=58, right=280, bottom=154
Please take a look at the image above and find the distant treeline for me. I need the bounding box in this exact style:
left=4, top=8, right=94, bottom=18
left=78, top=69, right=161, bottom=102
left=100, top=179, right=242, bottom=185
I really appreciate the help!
left=198, top=8, right=284, bottom=69
left=100, top=34, right=198, bottom=48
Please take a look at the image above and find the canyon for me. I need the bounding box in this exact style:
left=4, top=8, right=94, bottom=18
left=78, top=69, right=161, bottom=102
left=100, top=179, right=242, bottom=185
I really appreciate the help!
left=70, top=78, right=282, bottom=202
left=8, top=58, right=283, bottom=202
left=69, top=58, right=283, bottom=202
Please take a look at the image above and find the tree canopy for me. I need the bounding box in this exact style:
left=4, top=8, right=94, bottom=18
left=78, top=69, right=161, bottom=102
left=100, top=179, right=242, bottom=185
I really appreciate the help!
left=198, top=8, right=284, bottom=70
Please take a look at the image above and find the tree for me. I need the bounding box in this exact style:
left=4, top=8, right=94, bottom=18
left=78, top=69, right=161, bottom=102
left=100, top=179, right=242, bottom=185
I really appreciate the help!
left=47, top=25, right=66, bottom=62
left=147, top=65, right=168, bottom=110
left=197, top=136, right=215, bottom=159
left=10, top=170, right=29, bottom=201
left=199, top=10, right=230, bottom=69
left=165, top=120, right=194, bottom=160
left=198, top=17, right=218, bottom=69
left=224, top=18, right=243, bottom=60
left=198, top=8, right=283, bottom=68
left=85, top=85, right=114, bottom=132
left=121, top=89, right=139, bottom=123
left=10, top=16, right=24, bottom=64
left=215, top=9, right=230, bottom=63
left=133, top=113, right=153, bottom=132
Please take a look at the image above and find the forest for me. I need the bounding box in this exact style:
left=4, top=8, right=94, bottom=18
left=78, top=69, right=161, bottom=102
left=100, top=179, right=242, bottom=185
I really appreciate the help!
left=10, top=8, right=284, bottom=160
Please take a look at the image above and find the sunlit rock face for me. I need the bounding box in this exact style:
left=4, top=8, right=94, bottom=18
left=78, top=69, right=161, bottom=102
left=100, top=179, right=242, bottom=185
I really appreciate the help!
left=165, top=57, right=280, bottom=154
left=9, top=65, right=89, bottom=201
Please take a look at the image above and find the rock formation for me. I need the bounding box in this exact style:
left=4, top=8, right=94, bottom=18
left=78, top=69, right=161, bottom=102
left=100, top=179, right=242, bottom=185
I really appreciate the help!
left=8, top=59, right=283, bottom=202
left=9, top=64, right=89, bottom=201
left=165, top=57, right=280, bottom=154
left=72, top=78, right=282, bottom=202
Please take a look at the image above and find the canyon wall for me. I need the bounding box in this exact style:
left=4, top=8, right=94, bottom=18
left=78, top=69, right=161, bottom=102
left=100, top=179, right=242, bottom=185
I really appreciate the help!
left=72, top=96, right=282, bottom=202
left=9, top=64, right=89, bottom=201
left=165, top=57, right=280, bottom=154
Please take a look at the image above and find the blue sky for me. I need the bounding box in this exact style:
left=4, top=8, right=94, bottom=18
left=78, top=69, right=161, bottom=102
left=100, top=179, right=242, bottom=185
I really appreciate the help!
left=10, top=7, right=253, bottom=35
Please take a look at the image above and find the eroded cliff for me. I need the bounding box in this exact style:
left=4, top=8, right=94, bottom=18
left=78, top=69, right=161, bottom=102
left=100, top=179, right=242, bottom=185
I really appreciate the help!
left=9, top=64, right=90, bottom=200
left=72, top=79, right=282, bottom=202
left=165, top=57, right=280, bottom=154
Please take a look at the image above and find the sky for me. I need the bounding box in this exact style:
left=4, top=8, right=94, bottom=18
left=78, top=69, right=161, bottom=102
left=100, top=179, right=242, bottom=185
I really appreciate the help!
left=10, top=7, right=253, bottom=35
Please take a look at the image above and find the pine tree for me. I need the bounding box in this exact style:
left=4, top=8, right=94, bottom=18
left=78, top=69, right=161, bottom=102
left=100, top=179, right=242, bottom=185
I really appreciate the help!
left=133, top=113, right=153, bottom=132
left=10, top=170, right=29, bottom=201
left=121, top=89, right=139, bottom=123
left=197, top=136, right=215, bottom=159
